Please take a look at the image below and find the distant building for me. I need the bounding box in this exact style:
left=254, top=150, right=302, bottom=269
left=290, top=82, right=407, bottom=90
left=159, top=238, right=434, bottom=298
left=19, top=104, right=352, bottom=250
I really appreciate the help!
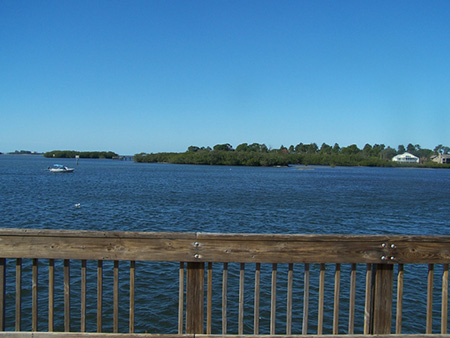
left=392, top=152, right=419, bottom=163
left=431, top=153, right=450, bottom=164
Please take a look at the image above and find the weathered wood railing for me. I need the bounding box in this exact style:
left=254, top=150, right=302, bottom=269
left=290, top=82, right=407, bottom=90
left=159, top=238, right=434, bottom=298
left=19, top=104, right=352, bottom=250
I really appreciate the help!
left=0, top=228, right=449, bottom=337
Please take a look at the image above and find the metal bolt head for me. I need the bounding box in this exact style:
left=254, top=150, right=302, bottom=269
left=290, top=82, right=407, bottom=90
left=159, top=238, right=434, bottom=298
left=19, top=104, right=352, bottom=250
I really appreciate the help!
left=194, top=254, right=199, bottom=259
left=391, top=244, right=396, bottom=249
left=194, top=242, right=199, bottom=247
left=381, top=256, right=387, bottom=260
left=381, top=243, right=387, bottom=248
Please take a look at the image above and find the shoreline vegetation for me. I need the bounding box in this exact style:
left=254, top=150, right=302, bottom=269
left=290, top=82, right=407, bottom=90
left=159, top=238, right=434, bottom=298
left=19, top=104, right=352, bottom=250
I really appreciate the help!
left=43, top=150, right=118, bottom=159
left=135, top=142, right=450, bottom=168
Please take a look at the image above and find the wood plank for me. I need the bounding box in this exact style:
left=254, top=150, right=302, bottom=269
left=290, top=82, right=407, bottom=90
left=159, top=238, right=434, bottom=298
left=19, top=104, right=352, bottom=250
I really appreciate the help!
left=81, top=260, right=86, bottom=332
left=317, top=264, right=325, bottom=335
left=286, top=263, right=293, bottom=335
left=130, top=261, right=135, bottom=334
left=364, top=264, right=372, bottom=335
left=3, top=229, right=450, bottom=263
left=3, top=333, right=450, bottom=338
left=0, top=258, right=5, bottom=331
left=49, top=259, right=54, bottom=332
left=16, top=258, right=22, bottom=331
left=32, top=258, right=38, bottom=332
left=442, top=264, right=449, bottom=334
left=97, top=260, right=103, bottom=333
left=178, top=262, right=183, bottom=335
left=186, top=262, right=204, bottom=334
left=238, top=263, right=245, bottom=335
left=333, top=264, right=341, bottom=335
left=222, top=263, right=228, bottom=335
left=254, top=263, right=260, bottom=335
left=427, top=264, right=434, bottom=334
left=396, top=264, right=404, bottom=334
left=270, top=263, right=277, bottom=335
left=64, top=259, right=70, bottom=332
left=372, top=264, right=394, bottom=334
left=348, top=263, right=356, bottom=334
left=302, top=263, right=309, bottom=335
left=113, top=260, right=119, bottom=333
left=206, top=263, right=212, bottom=334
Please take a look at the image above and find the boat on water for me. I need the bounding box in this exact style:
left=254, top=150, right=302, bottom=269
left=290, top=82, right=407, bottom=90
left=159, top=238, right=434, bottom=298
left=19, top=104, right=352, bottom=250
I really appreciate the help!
left=48, top=164, right=74, bottom=173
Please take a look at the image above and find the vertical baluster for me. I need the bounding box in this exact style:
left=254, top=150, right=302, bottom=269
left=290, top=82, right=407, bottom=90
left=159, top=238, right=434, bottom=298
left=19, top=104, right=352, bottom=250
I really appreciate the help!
left=97, top=260, right=103, bottom=333
left=427, top=264, right=434, bottom=334
left=130, top=261, right=135, bottom=334
left=177, top=262, right=183, bottom=334
left=364, top=263, right=372, bottom=334
left=48, top=259, right=54, bottom=332
left=0, top=258, right=5, bottom=331
left=113, top=260, right=119, bottom=333
left=286, top=263, right=293, bottom=335
left=254, top=263, right=260, bottom=335
left=317, top=263, right=325, bottom=335
left=32, top=258, right=38, bottom=332
left=372, top=264, right=394, bottom=334
left=348, top=263, right=356, bottom=334
left=207, top=262, right=212, bottom=334
left=396, top=264, right=404, bottom=334
left=64, top=259, right=70, bottom=332
left=222, top=263, right=228, bottom=334
left=270, top=263, right=277, bottom=335
left=238, top=263, right=245, bottom=335
left=302, top=263, right=309, bottom=335
left=186, top=262, right=204, bottom=334
left=333, top=263, right=341, bottom=334
left=15, top=259, right=22, bottom=331
left=81, top=260, right=86, bottom=332
left=442, top=264, right=449, bottom=334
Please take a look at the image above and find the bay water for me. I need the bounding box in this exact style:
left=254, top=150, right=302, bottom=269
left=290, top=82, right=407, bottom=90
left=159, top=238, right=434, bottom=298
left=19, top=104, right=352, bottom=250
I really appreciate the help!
left=1, top=155, right=449, bottom=333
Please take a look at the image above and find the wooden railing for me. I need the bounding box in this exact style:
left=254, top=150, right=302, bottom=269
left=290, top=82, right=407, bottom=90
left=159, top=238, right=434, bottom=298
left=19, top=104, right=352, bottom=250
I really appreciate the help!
left=0, top=228, right=449, bottom=337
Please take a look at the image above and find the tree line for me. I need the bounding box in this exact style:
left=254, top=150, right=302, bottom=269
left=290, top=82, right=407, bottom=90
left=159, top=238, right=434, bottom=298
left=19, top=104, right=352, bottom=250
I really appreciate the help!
left=44, top=150, right=119, bottom=159
left=134, top=142, right=450, bottom=167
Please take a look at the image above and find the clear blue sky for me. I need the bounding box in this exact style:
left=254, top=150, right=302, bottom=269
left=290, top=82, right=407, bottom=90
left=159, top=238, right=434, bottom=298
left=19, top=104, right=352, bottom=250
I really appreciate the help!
left=1, top=1, right=449, bottom=155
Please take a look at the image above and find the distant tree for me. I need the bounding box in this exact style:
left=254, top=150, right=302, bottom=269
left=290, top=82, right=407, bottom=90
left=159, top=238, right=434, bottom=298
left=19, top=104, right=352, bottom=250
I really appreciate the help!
left=406, top=143, right=416, bottom=153
left=341, top=144, right=360, bottom=155
left=319, top=143, right=333, bottom=155
left=236, top=143, right=248, bottom=152
left=332, top=143, right=341, bottom=154
left=188, top=146, right=200, bottom=152
left=213, top=143, right=234, bottom=151
left=362, top=144, right=372, bottom=155
left=380, top=147, right=397, bottom=160
left=398, top=145, right=406, bottom=154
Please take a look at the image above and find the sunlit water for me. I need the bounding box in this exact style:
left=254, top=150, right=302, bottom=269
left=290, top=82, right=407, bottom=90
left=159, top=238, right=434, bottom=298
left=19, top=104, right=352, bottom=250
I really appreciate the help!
left=1, top=155, right=449, bottom=333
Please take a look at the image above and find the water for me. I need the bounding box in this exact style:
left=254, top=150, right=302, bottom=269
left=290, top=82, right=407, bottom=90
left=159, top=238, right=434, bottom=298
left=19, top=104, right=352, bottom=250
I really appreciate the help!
left=1, top=155, right=450, bottom=333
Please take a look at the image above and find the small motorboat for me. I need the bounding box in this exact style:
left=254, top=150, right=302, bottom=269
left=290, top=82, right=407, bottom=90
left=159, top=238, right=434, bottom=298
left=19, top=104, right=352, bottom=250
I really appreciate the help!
left=48, top=164, right=74, bottom=173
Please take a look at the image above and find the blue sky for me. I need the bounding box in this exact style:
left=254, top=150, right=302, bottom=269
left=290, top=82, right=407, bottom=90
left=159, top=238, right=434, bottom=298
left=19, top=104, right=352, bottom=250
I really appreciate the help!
left=1, top=1, right=449, bottom=155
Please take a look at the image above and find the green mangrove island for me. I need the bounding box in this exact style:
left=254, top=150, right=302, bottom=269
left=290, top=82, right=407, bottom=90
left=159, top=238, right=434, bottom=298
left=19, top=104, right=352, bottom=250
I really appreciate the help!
left=44, top=150, right=119, bottom=159
left=135, top=143, right=450, bottom=168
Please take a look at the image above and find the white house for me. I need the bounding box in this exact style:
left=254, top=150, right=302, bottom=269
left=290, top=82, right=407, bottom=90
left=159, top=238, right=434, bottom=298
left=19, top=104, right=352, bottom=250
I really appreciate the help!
left=392, top=152, right=419, bottom=163
left=431, top=153, right=450, bottom=164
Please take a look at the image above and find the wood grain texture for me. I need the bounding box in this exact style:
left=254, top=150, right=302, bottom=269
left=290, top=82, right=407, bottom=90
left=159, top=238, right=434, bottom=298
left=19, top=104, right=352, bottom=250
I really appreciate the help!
left=1, top=229, right=450, bottom=263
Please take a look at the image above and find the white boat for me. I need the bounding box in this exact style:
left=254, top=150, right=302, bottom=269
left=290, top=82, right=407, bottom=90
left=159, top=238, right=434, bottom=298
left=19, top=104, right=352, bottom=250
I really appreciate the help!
left=48, top=164, right=74, bottom=173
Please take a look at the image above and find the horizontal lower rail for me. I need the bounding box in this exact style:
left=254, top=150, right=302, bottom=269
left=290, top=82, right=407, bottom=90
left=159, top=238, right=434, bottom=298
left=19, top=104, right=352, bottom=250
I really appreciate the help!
left=1, top=334, right=450, bottom=338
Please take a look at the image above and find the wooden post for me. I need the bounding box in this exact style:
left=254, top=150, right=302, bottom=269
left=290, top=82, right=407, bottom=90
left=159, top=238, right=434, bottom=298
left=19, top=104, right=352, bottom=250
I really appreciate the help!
left=372, top=263, right=394, bottom=334
left=186, top=262, right=204, bottom=334
left=0, top=258, right=5, bottom=331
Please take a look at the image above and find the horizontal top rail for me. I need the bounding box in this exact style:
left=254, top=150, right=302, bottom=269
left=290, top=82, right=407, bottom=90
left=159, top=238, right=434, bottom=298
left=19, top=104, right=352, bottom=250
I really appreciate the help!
left=1, top=228, right=450, bottom=263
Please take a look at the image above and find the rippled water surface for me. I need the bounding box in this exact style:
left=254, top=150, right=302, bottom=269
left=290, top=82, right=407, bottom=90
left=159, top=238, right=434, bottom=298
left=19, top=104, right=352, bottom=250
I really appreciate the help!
left=1, top=155, right=449, bottom=333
